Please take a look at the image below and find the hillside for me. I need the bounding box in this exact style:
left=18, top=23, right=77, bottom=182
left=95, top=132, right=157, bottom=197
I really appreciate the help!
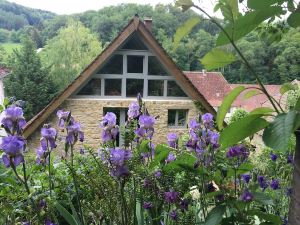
left=0, top=0, right=55, bottom=30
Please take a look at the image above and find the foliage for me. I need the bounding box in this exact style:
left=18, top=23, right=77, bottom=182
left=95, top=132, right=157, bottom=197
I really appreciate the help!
left=41, top=20, right=102, bottom=91
left=4, top=38, right=57, bottom=119
left=228, top=108, right=248, bottom=124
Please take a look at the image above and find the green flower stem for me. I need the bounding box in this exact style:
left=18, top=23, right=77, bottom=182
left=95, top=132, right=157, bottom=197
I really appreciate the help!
left=69, top=145, right=84, bottom=225
left=192, top=4, right=280, bottom=114
left=48, top=151, right=52, bottom=197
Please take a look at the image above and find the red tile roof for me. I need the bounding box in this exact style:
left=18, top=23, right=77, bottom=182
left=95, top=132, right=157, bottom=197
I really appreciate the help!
left=183, top=71, right=283, bottom=111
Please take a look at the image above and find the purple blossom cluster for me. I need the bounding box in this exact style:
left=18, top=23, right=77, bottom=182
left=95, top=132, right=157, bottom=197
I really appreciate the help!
left=226, top=144, right=249, bottom=163
left=135, top=114, right=155, bottom=141
left=167, top=133, right=178, bottom=149
left=186, top=113, right=219, bottom=167
left=1, top=106, right=27, bottom=168
left=100, top=147, right=132, bottom=178
left=100, top=112, right=119, bottom=143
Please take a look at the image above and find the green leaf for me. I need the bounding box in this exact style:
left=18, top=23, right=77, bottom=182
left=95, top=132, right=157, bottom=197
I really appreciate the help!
left=204, top=205, right=226, bottom=225
left=280, top=83, right=298, bottom=95
left=295, top=96, right=300, bottom=111
left=163, top=153, right=197, bottom=173
left=173, top=17, right=200, bottom=50
left=216, top=6, right=283, bottom=46
left=54, top=202, right=79, bottom=225
left=149, top=144, right=170, bottom=168
left=249, top=107, right=275, bottom=115
left=287, top=11, right=300, bottom=28
left=200, top=48, right=236, bottom=70
left=217, top=85, right=245, bottom=130
left=136, top=200, right=144, bottom=225
left=243, top=89, right=260, bottom=99
left=263, top=111, right=297, bottom=151
left=253, top=192, right=274, bottom=205
left=248, top=210, right=281, bottom=224
left=175, top=0, right=194, bottom=11
left=220, top=114, right=269, bottom=148
left=247, top=0, right=279, bottom=10
left=139, top=139, right=150, bottom=153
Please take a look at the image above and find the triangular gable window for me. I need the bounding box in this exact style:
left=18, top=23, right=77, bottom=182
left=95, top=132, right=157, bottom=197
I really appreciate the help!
left=98, top=54, right=123, bottom=74
left=121, top=33, right=148, bottom=50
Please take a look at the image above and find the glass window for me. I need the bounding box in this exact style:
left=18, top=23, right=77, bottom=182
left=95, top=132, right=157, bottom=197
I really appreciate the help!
left=105, top=79, right=122, bottom=96
left=126, top=79, right=144, bottom=97
left=167, top=81, right=187, bottom=97
left=127, top=55, right=143, bottom=73
left=167, top=109, right=176, bottom=127
left=168, top=109, right=188, bottom=127
left=77, top=79, right=101, bottom=95
left=98, top=54, right=123, bottom=74
left=148, top=56, right=167, bottom=75
left=148, top=80, right=164, bottom=96
left=121, top=34, right=148, bottom=50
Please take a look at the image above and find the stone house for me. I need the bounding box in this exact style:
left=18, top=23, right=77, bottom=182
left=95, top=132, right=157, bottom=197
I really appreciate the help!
left=24, top=16, right=216, bottom=150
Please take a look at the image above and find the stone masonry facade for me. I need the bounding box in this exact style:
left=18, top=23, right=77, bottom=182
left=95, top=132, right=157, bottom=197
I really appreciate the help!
left=27, top=98, right=201, bottom=152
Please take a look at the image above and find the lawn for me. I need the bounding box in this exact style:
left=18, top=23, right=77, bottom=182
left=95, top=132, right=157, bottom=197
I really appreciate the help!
left=0, top=42, right=21, bottom=54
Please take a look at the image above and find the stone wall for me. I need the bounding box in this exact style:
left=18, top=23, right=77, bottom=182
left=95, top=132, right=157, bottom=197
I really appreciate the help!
left=27, top=98, right=201, bottom=152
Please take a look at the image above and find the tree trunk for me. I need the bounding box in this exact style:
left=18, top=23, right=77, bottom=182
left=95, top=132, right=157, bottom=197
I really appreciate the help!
left=288, top=130, right=300, bottom=225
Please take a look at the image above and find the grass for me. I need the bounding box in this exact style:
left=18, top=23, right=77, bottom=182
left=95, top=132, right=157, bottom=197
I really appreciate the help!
left=0, top=42, right=21, bottom=54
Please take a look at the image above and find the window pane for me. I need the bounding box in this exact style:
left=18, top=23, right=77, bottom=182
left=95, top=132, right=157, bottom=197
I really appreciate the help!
left=148, top=56, right=167, bottom=75
left=121, top=34, right=148, bottom=50
left=178, top=110, right=187, bottom=126
left=105, top=79, right=122, bottom=96
left=167, top=81, right=187, bottom=97
left=168, top=109, right=176, bottom=126
left=148, top=80, right=164, bottom=96
left=126, top=79, right=143, bottom=97
left=98, top=54, right=123, bottom=74
left=77, top=79, right=101, bottom=95
left=127, top=55, right=143, bottom=73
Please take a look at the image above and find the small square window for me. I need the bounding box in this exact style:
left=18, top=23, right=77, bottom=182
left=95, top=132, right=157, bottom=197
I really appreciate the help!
left=77, top=79, right=101, bottom=95
left=168, top=109, right=188, bottom=127
left=126, top=79, right=144, bottom=97
left=148, top=80, right=164, bottom=96
left=98, top=54, right=123, bottom=74
left=105, top=79, right=122, bottom=96
left=127, top=55, right=143, bottom=73
left=167, top=81, right=187, bottom=97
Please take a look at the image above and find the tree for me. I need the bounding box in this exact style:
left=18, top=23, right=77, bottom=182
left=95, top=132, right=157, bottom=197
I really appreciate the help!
left=4, top=38, right=57, bottom=119
left=41, top=20, right=102, bottom=90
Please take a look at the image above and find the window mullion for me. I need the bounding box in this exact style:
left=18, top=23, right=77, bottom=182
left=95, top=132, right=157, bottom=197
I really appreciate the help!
left=175, top=110, right=178, bottom=127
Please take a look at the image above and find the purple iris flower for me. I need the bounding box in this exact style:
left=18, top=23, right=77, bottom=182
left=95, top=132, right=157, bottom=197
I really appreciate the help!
left=270, top=179, right=280, bottom=190
left=165, top=152, right=176, bottom=164
left=167, top=133, right=178, bottom=148
left=127, top=102, right=140, bottom=119
left=164, top=191, right=179, bottom=203
left=179, top=199, right=189, bottom=212
left=270, top=153, right=278, bottom=161
left=45, top=219, right=57, bottom=225
left=201, top=113, right=213, bottom=128
left=57, top=109, right=73, bottom=128
left=36, top=146, right=47, bottom=165
left=1, top=135, right=25, bottom=168
left=143, top=202, right=153, bottom=209
left=100, top=112, right=117, bottom=128
left=189, top=118, right=200, bottom=130
left=66, top=121, right=84, bottom=144
left=1, top=105, right=26, bottom=134
left=110, top=148, right=132, bottom=166
left=240, top=189, right=254, bottom=202
left=139, top=115, right=155, bottom=129
left=241, top=174, right=251, bottom=184
left=226, top=145, right=249, bottom=162
left=258, top=175, right=268, bottom=191
left=154, top=170, right=162, bottom=178
left=40, top=125, right=57, bottom=151
left=287, top=154, right=294, bottom=164
left=169, top=210, right=178, bottom=221
left=22, top=222, right=30, bottom=225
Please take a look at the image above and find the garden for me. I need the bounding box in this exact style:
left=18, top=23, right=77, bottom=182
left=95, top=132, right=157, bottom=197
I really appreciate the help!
left=1, top=0, right=300, bottom=224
